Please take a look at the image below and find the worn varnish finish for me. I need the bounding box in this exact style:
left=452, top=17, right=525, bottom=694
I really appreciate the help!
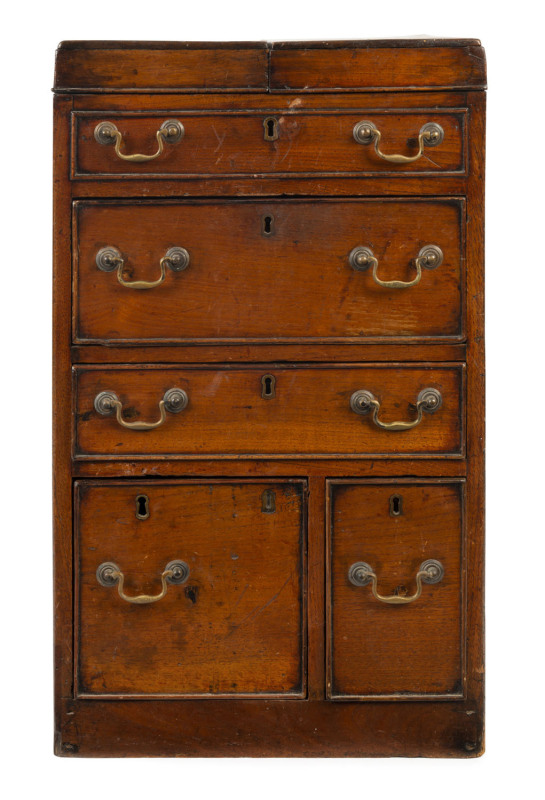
left=53, top=40, right=485, bottom=757
left=328, top=481, right=463, bottom=699
left=73, top=111, right=466, bottom=177
left=74, top=364, right=464, bottom=458
left=76, top=480, right=306, bottom=697
left=75, top=198, right=464, bottom=343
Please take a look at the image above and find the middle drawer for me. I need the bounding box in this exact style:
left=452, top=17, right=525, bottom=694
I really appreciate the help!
left=74, top=364, right=464, bottom=459
left=73, top=198, right=464, bottom=344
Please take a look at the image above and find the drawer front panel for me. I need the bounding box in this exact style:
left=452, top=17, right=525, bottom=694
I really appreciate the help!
left=327, top=481, right=464, bottom=700
left=74, top=365, right=464, bottom=458
left=74, top=111, right=465, bottom=177
left=74, top=199, right=464, bottom=344
left=76, top=480, right=306, bottom=697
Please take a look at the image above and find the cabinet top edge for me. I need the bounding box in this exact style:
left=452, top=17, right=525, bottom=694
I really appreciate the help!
left=57, top=39, right=482, bottom=50
left=54, top=39, right=486, bottom=93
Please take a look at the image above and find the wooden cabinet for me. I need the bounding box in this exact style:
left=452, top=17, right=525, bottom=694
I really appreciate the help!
left=53, top=39, right=486, bottom=757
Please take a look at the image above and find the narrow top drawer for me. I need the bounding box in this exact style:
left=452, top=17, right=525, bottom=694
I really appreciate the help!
left=72, top=110, right=466, bottom=178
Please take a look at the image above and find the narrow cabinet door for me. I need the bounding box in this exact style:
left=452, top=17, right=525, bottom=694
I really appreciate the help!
left=327, top=481, right=464, bottom=700
left=76, top=480, right=307, bottom=698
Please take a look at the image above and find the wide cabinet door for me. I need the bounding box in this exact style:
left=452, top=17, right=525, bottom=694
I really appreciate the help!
left=75, top=480, right=307, bottom=698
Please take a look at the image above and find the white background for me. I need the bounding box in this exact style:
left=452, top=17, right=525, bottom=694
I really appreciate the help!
left=1, top=1, right=543, bottom=797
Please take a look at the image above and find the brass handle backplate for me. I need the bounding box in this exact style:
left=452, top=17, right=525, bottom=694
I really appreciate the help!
left=350, top=387, right=442, bottom=431
left=353, top=120, right=444, bottom=164
left=94, top=388, right=188, bottom=431
left=94, top=119, right=184, bottom=162
left=349, top=245, right=443, bottom=289
left=348, top=559, right=444, bottom=604
left=96, top=246, right=190, bottom=289
left=96, top=560, right=189, bottom=604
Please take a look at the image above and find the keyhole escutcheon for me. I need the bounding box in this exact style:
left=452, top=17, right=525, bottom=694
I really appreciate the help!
left=136, top=494, right=150, bottom=520
left=262, top=214, right=274, bottom=236
left=263, top=116, right=279, bottom=141
left=389, top=494, right=403, bottom=517
left=261, top=374, right=276, bottom=399
left=261, top=489, right=276, bottom=513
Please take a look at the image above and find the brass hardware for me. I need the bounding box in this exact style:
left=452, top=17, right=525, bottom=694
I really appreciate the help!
left=96, top=245, right=190, bottom=290
left=353, top=120, right=444, bottom=163
left=263, top=116, right=279, bottom=141
left=349, top=244, right=443, bottom=289
left=94, top=119, right=184, bottom=162
left=135, top=494, right=150, bottom=520
left=261, top=374, right=276, bottom=399
left=348, top=559, right=444, bottom=604
left=96, top=560, right=189, bottom=604
left=349, top=387, right=442, bottom=431
left=389, top=494, right=403, bottom=517
left=94, top=387, right=188, bottom=431
left=261, top=489, right=276, bottom=513
left=262, top=214, right=275, bottom=236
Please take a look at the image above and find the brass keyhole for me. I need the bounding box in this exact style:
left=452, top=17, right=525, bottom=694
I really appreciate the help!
left=261, top=374, right=276, bottom=399
left=263, top=116, right=279, bottom=141
left=262, top=214, right=274, bottom=236
left=389, top=494, right=403, bottom=517
left=136, top=494, right=150, bottom=520
left=261, top=489, right=276, bottom=513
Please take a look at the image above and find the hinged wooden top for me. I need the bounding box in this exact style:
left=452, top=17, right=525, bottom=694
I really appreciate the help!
left=54, top=39, right=486, bottom=93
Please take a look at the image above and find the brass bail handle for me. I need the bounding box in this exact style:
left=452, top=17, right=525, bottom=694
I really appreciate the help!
left=94, top=388, right=188, bottom=431
left=348, top=559, right=444, bottom=605
left=94, top=119, right=184, bottom=163
left=349, top=245, right=443, bottom=289
left=96, top=560, right=190, bottom=604
left=353, top=120, right=444, bottom=164
left=350, top=388, right=442, bottom=431
left=96, top=246, right=190, bottom=290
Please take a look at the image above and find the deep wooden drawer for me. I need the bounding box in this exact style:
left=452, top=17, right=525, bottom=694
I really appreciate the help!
left=327, top=480, right=464, bottom=700
left=75, top=479, right=306, bottom=697
left=74, top=198, right=464, bottom=344
left=73, top=111, right=465, bottom=178
left=74, top=364, right=464, bottom=459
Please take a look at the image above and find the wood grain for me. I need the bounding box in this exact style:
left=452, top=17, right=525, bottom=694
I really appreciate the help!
left=53, top=40, right=485, bottom=758
left=74, top=111, right=465, bottom=178
left=76, top=480, right=306, bottom=697
left=55, top=43, right=268, bottom=92
left=56, top=698, right=481, bottom=757
left=327, top=481, right=463, bottom=699
left=74, top=364, right=464, bottom=458
left=54, top=40, right=486, bottom=93
left=270, top=44, right=486, bottom=91
left=53, top=95, right=74, bottom=718
left=74, top=198, right=464, bottom=344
